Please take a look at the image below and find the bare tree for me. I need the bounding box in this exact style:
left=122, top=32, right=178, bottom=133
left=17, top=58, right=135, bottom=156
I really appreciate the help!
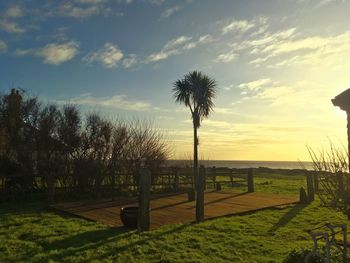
left=307, top=141, right=350, bottom=216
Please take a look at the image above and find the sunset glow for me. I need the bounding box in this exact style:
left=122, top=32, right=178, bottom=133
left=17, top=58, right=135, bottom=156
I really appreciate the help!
left=1, top=0, right=350, bottom=161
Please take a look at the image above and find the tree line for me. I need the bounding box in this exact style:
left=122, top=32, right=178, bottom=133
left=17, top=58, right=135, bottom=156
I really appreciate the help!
left=0, top=89, right=169, bottom=202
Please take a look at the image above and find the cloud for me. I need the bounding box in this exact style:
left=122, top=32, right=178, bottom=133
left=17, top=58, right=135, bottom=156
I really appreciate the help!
left=238, top=78, right=273, bottom=91
left=83, top=43, right=124, bottom=68
left=222, top=16, right=268, bottom=35
left=66, top=93, right=152, bottom=111
left=244, top=29, right=350, bottom=69
left=122, top=54, right=137, bottom=68
left=215, top=50, right=237, bottom=63
left=14, top=49, right=32, bottom=56
left=15, top=41, right=79, bottom=65
left=45, top=1, right=117, bottom=18
left=5, top=6, right=24, bottom=18
left=164, top=36, right=191, bottom=50
left=238, top=78, right=294, bottom=103
left=220, top=22, right=350, bottom=71
left=0, top=40, right=7, bottom=52
left=161, top=5, right=181, bottom=18
left=147, top=34, right=213, bottom=62
left=0, top=20, right=25, bottom=33
left=55, top=3, right=102, bottom=18
left=214, top=107, right=235, bottom=115
left=236, top=78, right=332, bottom=111
left=36, top=41, right=79, bottom=65
left=222, top=20, right=255, bottom=35
left=75, top=0, right=106, bottom=4
left=298, top=0, right=347, bottom=7
left=229, top=27, right=297, bottom=58
left=143, top=0, right=164, bottom=5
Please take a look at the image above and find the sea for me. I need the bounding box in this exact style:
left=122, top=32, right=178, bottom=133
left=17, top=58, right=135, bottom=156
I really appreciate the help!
left=166, top=160, right=314, bottom=170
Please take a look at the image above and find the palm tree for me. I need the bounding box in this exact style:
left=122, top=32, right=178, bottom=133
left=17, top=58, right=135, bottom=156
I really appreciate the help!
left=173, top=70, right=217, bottom=222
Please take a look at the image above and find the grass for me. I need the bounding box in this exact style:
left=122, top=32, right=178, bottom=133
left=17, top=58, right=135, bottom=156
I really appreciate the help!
left=0, top=172, right=348, bottom=262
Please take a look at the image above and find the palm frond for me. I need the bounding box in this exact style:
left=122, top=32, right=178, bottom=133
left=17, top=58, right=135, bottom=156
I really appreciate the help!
left=172, top=70, right=217, bottom=127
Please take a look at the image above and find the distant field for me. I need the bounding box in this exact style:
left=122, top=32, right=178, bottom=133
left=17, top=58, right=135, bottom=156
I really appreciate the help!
left=0, top=171, right=346, bottom=263
left=212, top=171, right=306, bottom=196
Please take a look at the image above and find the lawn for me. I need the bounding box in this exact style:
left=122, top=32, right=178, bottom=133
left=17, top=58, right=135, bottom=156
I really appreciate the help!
left=0, top=172, right=348, bottom=262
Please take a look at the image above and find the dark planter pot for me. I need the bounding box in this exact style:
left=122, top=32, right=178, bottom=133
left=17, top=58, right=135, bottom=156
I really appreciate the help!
left=120, top=206, right=138, bottom=228
left=188, top=188, right=195, bottom=201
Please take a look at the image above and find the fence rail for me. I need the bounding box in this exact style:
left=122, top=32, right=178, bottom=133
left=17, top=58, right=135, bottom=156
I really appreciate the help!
left=0, top=166, right=252, bottom=201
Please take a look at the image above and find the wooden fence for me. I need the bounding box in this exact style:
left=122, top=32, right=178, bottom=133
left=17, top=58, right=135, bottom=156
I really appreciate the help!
left=0, top=166, right=253, bottom=201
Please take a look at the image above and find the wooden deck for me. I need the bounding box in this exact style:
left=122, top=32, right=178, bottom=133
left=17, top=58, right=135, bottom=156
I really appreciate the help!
left=52, top=191, right=299, bottom=229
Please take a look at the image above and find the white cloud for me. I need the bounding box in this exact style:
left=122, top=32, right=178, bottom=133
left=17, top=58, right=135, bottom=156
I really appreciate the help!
left=214, top=107, right=235, bottom=115
left=222, top=84, right=235, bottom=91
left=75, top=0, right=106, bottom=4
left=5, top=6, right=24, bottom=18
left=14, top=49, right=32, bottom=56
left=222, top=16, right=268, bottom=35
left=0, top=20, right=25, bottom=33
left=14, top=42, right=79, bottom=65
left=222, top=19, right=255, bottom=35
left=66, top=93, right=152, bottom=111
left=164, top=36, right=192, bottom=50
left=57, top=3, right=101, bottom=18
left=245, top=29, right=350, bottom=68
left=236, top=78, right=315, bottom=107
left=161, top=5, right=181, bottom=18
left=143, top=0, right=164, bottom=5
left=19, top=41, right=80, bottom=65
left=147, top=34, right=213, bottom=62
left=238, top=78, right=273, bottom=91
left=122, top=54, right=137, bottom=68
left=215, top=51, right=237, bottom=63
left=197, top=34, right=214, bottom=44
left=0, top=40, right=7, bottom=52
left=117, top=0, right=133, bottom=3
left=298, top=0, right=347, bottom=7
left=83, top=43, right=124, bottom=68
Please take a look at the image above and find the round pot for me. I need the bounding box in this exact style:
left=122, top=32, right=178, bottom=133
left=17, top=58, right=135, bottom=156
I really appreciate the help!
left=120, top=206, right=138, bottom=228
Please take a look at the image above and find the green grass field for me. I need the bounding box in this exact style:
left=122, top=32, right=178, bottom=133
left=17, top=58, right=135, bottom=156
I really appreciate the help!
left=0, top=172, right=348, bottom=262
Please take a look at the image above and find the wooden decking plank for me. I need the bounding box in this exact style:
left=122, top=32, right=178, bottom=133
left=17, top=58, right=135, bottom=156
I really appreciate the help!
left=51, top=191, right=299, bottom=230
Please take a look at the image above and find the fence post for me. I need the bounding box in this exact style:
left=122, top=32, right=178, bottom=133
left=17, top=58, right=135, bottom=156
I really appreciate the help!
left=306, top=173, right=314, bottom=202
left=111, top=174, right=115, bottom=201
left=337, top=172, right=345, bottom=198
left=196, top=165, right=205, bottom=222
left=313, top=172, right=319, bottom=193
left=299, top=187, right=308, bottom=204
left=46, top=174, right=55, bottom=204
left=212, top=166, right=216, bottom=189
left=174, top=168, right=179, bottom=192
left=230, top=169, right=234, bottom=187
left=247, top=169, right=254, bottom=193
left=138, top=166, right=151, bottom=232
left=190, top=169, right=194, bottom=189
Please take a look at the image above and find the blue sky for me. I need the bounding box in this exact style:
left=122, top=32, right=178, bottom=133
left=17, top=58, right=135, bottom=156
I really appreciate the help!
left=1, top=0, right=350, bottom=161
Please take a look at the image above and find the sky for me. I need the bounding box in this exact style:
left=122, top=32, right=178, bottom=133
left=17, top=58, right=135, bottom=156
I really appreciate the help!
left=0, top=0, right=350, bottom=161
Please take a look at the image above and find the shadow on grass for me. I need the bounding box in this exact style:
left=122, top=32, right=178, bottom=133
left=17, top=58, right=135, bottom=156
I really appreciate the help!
left=204, top=191, right=248, bottom=206
left=44, top=227, right=128, bottom=250
left=44, top=222, right=190, bottom=261
left=151, top=200, right=191, bottom=210
left=268, top=203, right=308, bottom=232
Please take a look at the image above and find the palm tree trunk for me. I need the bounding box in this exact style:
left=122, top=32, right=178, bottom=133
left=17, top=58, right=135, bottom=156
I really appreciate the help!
left=193, top=123, right=198, bottom=191
left=347, top=112, right=350, bottom=191
left=193, top=120, right=204, bottom=222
